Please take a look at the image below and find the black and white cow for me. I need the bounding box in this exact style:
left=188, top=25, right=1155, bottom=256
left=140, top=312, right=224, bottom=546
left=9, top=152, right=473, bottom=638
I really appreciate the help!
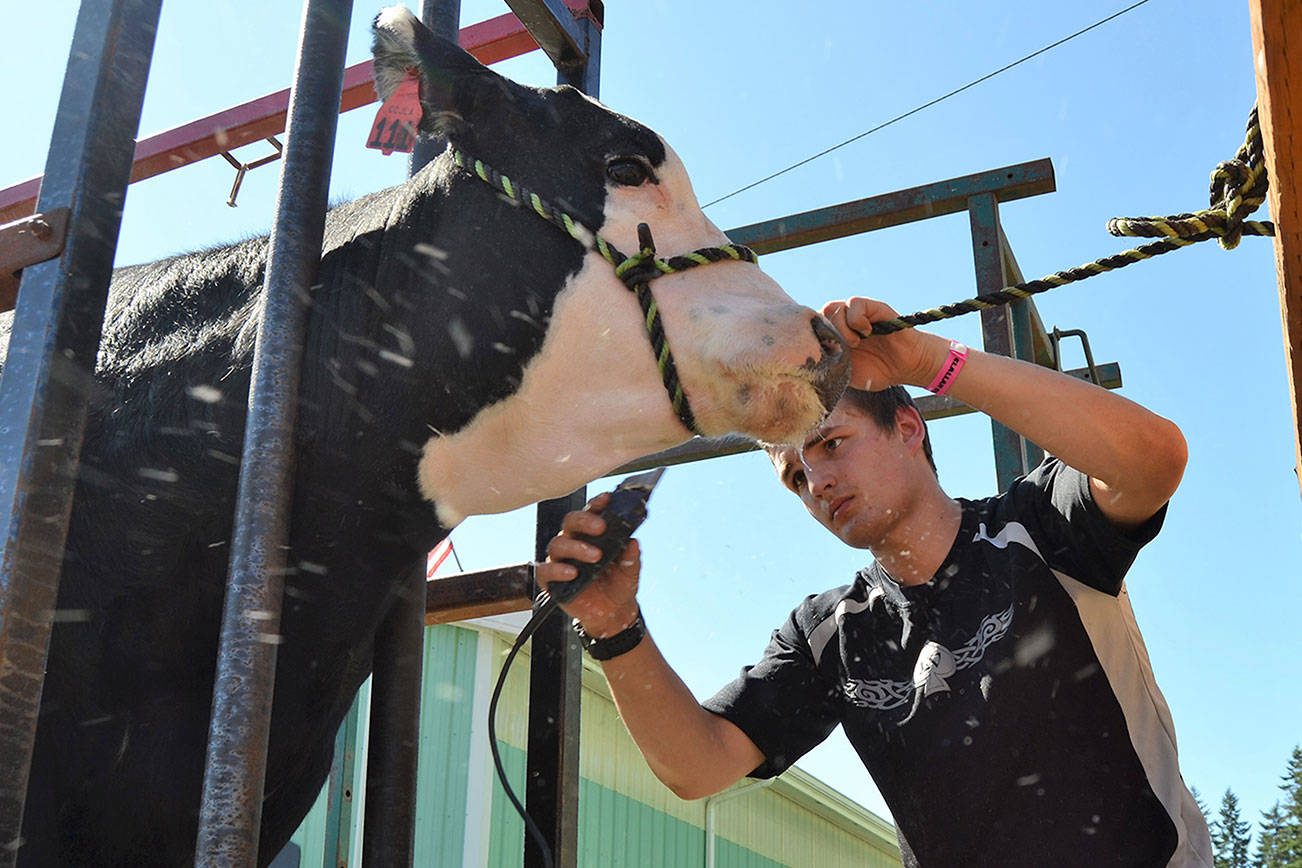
left=2, top=7, right=849, bottom=865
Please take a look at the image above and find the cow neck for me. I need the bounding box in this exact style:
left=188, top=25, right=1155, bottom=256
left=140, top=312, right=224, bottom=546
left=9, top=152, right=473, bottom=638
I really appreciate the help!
left=450, top=149, right=759, bottom=438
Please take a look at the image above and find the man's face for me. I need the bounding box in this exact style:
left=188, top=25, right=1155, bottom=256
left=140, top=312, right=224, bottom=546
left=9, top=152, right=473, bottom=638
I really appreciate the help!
left=770, top=402, right=920, bottom=549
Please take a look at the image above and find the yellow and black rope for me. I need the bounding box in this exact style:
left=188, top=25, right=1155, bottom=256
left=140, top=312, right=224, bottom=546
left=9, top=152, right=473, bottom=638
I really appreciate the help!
left=870, top=106, right=1276, bottom=335
left=451, top=149, right=758, bottom=435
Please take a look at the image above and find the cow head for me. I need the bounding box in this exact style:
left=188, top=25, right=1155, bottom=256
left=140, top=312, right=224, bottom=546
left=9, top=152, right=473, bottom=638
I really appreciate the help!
left=371, top=7, right=849, bottom=525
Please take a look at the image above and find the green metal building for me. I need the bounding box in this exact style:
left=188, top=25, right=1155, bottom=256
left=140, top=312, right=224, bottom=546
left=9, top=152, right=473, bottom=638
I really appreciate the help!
left=286, top=615, right=901, bottom=867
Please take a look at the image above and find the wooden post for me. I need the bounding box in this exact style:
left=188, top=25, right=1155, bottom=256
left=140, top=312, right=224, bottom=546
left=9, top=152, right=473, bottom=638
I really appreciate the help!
left=1249, top=0, right=1302, bottom=497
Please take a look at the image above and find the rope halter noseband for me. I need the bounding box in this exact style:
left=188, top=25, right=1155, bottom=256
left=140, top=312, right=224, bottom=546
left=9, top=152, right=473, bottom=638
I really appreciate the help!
left=451, top=149, right=759, bottom=436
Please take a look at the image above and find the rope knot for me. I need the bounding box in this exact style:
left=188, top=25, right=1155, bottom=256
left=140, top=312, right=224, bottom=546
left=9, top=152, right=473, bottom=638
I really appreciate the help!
left=1210, top=159, right=1249, bottom=249
left=613, top=223, right=668, bottom=289
left=1105, top=105, right=1273, bottom=252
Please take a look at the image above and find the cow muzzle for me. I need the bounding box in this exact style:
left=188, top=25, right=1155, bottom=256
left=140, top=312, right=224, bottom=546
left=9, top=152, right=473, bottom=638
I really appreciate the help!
left=807, top=315, right=852, bottom=415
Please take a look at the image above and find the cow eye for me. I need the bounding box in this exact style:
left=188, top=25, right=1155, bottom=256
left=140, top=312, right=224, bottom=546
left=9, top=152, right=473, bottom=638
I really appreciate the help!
left=606, top=158, right=650, bottom=187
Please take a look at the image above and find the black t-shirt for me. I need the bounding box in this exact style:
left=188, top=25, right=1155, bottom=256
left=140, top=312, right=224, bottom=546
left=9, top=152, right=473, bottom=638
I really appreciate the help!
left=703, top=458, right=1211, bottom=867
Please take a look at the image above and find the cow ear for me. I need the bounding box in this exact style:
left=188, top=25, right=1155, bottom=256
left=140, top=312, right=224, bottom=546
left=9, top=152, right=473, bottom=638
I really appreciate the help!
left=371, top=5, right=496, bottom=140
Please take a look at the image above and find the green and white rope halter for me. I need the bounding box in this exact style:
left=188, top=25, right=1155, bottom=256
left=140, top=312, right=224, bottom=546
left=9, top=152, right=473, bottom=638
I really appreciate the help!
left=451, top=148, right=758, bottom=436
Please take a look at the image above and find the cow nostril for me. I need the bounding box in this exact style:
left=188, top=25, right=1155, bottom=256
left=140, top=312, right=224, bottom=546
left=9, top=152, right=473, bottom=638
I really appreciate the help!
left=812, top=317, right=846, bottom=359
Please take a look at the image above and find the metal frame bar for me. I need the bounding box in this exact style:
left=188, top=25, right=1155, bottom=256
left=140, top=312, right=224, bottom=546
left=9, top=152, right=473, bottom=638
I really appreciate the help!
left=323, top=699, right=363, bottom=867
left=0, top=12, right=549, bottom=228
left=358, top=3, right=463, bottom=862
left=521, top=5, right=602, bottom=863
left=362, top=563, right=426, bottom=868
left=726, top=158, right=1055, bottom=254
left=969, top=193, right=1044, bottom=489
left=0, top=209, right=70, bottom=311
left=427, top=563, right=535, bottom=623
left=526, top=493, right=587, bottom=868
left=0, top=2, right=162, bottom=862
left=194, top=1, right=353, bottom=863
left=503, top=0, right=602, bottom=72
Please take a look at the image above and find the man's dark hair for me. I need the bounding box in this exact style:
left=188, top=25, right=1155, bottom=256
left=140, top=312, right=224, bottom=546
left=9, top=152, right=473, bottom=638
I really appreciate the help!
left=839, top=386, right=937, bottom=474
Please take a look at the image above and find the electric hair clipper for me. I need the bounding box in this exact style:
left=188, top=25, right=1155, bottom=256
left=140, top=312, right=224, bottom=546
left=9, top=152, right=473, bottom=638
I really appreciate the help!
left=546, top=467, right=665, bottom=604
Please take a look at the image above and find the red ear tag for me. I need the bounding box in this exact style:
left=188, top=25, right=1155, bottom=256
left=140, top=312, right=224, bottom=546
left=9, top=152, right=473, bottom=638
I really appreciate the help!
left=367, top=69, right=422, bottom=155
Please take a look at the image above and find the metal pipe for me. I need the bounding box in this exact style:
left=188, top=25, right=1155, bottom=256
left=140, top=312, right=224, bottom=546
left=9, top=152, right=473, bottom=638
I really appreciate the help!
left=524, top=490, right=586, bottom=868
left=362, top=562, right=427, bottom=868
left=524, top=7, right=602, bottom=864
left=969, top=193, right=1037, bottom=490
left=358, top=6, right=461, bottom=863
left=727, top=159, right=1055, bottom=256
left=323, top=700, right=363, bottom=867
left=1051, top=328, right=1101, bottom=385
left=0, top=0, right=161, bottom=862
left=410, top=0, right=462, bottom=173
left=704, top=779, right=774, bottom=868
left=194, top=0, right=353, bottom=863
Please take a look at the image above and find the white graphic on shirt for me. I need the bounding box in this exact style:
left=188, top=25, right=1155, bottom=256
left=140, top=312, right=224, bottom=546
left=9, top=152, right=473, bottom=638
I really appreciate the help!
left=842, top=603, right=1015, bottom=711
left=809, top=592, right=880, bottom=667
left=973, top=520, right=1042, bottom=560
left=912, top=641, right=957, bottom=696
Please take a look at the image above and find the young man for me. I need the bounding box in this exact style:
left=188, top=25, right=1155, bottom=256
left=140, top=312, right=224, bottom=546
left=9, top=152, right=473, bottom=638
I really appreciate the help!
left=537, top=296, right=1211, bottom=866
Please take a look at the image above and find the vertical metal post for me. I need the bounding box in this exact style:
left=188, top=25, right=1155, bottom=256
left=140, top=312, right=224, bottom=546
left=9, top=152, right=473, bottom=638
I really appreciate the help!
left=361, top=559, right=427, bottom=868
left=358, top=6, right=460, bottom=863
left=0, top=0, right=161, bottom=861
left=323, top=699, right=363, bottom=868
left=968, top=192, right=1040, bottom=491
left=554, top=16, right=601, bottom=95
left=523, top=11, right=602, bottom=866
left=526, top=490, right=587, bottom=868
left=409, top=0, right=461, bottom=173
left=194, top=1, right=353, bottom=864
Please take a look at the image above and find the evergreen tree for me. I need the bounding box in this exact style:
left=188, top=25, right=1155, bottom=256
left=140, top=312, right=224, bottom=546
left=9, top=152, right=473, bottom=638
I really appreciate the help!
left=1194, top=787, right=1212, bottom=832
left=1279, top=747, right=1302, bottom=865
left=1212, top=788, right=1252, bottom=868
left=1255, top=802, right=1285, bottom=868
left=1256, top=747, right=1302, bottom=868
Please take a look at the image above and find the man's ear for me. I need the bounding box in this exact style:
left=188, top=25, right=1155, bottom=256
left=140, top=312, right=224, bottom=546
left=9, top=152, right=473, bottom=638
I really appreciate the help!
left=895, top=404, right=927, bottom=456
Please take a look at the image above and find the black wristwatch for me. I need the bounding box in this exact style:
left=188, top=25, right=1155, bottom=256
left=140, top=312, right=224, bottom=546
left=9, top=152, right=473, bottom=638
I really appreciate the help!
left=572, top=608, right=645, bottom=661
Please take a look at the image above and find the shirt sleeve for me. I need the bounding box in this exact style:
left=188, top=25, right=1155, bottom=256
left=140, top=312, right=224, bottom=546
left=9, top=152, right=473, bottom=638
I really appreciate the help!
left=1004, top=456, right=1166, bottom=596
left=701, top=598, right=844, bottom=779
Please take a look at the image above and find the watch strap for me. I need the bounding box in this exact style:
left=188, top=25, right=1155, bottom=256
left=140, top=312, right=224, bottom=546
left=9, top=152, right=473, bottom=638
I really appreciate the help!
left=572, top=608, right=645, bottom=661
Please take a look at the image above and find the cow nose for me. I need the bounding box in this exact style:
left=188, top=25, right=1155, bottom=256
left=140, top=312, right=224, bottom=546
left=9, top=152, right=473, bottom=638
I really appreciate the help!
left=810, top=315, right=852, bottom=412
left=812, top=316, right=847, bottom=362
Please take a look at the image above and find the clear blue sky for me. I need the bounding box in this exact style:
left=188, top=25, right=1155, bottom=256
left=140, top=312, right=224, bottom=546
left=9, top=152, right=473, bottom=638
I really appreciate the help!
left=4, top=0, right=1298, bottom=837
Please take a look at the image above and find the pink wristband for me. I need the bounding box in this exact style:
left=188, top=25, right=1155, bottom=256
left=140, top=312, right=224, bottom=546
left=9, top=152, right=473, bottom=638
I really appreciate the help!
left=927, top=340, right=968, bottom=395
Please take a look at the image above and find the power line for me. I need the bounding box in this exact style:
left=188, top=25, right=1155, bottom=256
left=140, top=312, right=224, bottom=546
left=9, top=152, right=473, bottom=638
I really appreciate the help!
left=701, top=0, right=1154, bottom=209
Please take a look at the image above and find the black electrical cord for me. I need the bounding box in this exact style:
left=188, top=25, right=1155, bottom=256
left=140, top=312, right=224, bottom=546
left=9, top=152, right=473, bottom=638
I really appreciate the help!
left=487, top=590, right=561, bottom=868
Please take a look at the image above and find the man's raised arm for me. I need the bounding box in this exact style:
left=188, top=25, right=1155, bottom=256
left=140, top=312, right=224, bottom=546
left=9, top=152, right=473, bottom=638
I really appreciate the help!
left=824, top=296, right=1187, bottom=528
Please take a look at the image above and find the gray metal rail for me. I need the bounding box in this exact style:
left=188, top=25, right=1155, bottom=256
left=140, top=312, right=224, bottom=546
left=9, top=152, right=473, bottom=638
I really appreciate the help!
left=194, top=0, right=353, bottom=863
left=0, top=1, right=162, bottom=862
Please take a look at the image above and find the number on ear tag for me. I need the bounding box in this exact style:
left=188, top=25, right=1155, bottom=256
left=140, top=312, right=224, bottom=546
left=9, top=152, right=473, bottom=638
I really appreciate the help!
left=367, top=69, right=422, bottom=155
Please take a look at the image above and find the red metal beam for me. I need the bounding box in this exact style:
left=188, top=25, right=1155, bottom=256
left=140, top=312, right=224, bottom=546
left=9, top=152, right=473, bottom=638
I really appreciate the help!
left=0, top=12, right=541, bottom=225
